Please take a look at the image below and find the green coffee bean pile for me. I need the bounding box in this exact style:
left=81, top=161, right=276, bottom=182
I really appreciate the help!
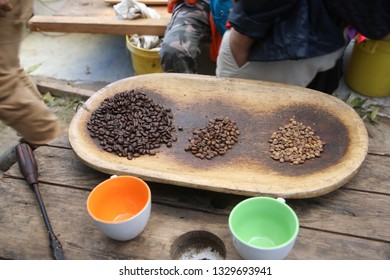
left=269, top=117, right=325, bottom=164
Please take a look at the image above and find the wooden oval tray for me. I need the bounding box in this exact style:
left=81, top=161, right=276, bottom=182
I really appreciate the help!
left=69, top=73, right=368, bottom=198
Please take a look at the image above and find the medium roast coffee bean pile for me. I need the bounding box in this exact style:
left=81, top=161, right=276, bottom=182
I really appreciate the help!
left=87, top=89, right=176, bottom=159
left=185, top=116, right=240, bottom=159
left=269, top=117, right=325, bottom=164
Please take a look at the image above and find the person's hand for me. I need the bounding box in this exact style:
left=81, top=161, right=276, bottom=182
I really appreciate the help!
left=229, top=28, right=254, bottom=67
left=0, top=0, right=12, bottom=17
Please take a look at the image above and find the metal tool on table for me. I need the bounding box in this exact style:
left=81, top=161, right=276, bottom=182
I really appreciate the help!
left=15, top=143, right=64, bottom=260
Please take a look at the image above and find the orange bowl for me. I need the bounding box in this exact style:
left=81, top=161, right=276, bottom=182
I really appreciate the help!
left=87, top=175, right=151, bottom=241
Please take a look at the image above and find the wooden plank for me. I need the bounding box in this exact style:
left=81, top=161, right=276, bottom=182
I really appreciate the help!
left=289, top=229, right=390, bottom=260
left=28, top=0, right=170, bottom=35
left=53, top=0, right=115, bottom=17
left=47, top=133, right=73, bottom=148
left=0, top=177, right=388, bottom=260
left=0, top=179, right=237, bottom=260
left=343, top=154, right=390, bottom=195
left=32, top=76, right=95, bottom=98
left=29, top=16, right=169, bottom=36
left=289, top=189, right=390, bottom=242
left=4, top=146, right=389, bottom=242
left=105, top=0, right=167, bottom=5
left=52, top=0, right=169, bottom=17
left=365, top=118, right=390, bottom=155
left=4, top=146, right=109, bottom=190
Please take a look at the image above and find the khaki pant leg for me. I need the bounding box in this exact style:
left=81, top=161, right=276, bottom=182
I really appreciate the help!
left=0, top=0, right=61, bottom=145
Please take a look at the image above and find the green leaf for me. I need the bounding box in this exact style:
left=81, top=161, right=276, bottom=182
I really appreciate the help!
left=56, top=98, right=67, bottom=106
left=42, top=92, right=55, bottom=106
left=346, top=93, right=367, bottom=108
left=26, top=63, right=42, bottom=73
left=369, top=106, right=380, bottom=123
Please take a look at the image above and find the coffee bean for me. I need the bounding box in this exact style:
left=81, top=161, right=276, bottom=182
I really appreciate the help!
left=269, top=117, right=325, bottom=164
left=185, top=116, right=239, bottom=160
left=87, top=89, right=176, bottom=160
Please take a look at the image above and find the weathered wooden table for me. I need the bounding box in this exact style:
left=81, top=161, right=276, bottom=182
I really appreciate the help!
left=1, top=113, right=389, bottom=260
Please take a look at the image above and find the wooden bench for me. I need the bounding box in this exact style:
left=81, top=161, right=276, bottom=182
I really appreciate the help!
left=28, top=0, right=171, bottom=36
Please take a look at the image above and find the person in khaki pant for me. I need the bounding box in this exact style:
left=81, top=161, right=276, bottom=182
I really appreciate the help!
left=0, top=0, right=60, bottom=170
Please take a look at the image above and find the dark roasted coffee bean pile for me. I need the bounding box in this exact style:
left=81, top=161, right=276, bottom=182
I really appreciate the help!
left=87, top=89, right=176, bottom=160
left=185, top=116, right=240, bottom=159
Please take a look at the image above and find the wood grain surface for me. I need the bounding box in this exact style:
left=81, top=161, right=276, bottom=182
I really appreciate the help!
left=68, top=74, right=369, bottom=198
left=105, top=0, right=167, bottom=5
left=28, top=0, right=170, bottom=35
left=1, top=131, right=389, bottom=260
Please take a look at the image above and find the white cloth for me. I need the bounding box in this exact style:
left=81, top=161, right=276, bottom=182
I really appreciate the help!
left=114, top=0, right=160, bottom=20
left=129, top=34, right=162, bottom=50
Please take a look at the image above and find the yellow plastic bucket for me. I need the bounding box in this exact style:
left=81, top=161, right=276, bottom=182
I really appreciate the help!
left=126, top=35, right=163, bottom=75
left=345, top=39, right=390, bottom=98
